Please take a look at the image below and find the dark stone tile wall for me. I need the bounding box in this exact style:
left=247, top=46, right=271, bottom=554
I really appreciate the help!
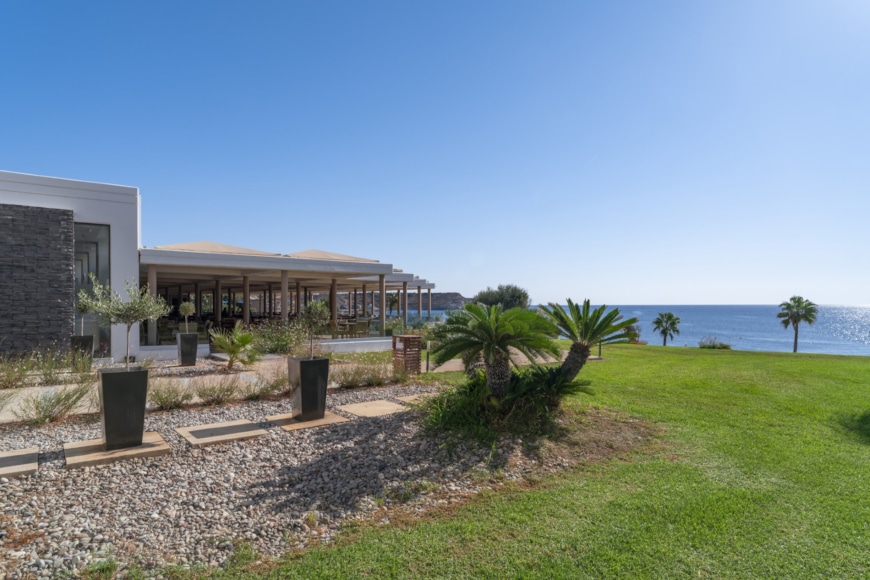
left=0, top=203, right=75, bottom=355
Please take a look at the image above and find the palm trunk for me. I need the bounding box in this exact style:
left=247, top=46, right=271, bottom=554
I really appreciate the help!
left=793, top=324, right=799, bottom=353
left=663, top=335, right=667, bottom=347
left=486, top=351, right=512, bottom=399
left=560, top=342, right=590, bottom=382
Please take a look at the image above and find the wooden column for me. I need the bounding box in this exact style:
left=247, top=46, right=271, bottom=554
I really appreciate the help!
left=417, top=285, right=422, bottom=319
left=281, top=272, right=289, bottom=321
left=195, top=283, right=201, bottom=317
left=402, top=281, right=409, bottom=326
left=427, top=288, right=432, bottom=320
left=296, top=281, right=302, bottom=314
left=215, top=280, right=222, bottom=326
left=330, top=279, right=338, bottom=326
left=243, top=276, right=250, bottom=325
left=362, top=284, right=367, bottom=316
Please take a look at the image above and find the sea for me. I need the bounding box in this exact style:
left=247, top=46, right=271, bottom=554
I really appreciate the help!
left=418, top=305, right=870, bottom=357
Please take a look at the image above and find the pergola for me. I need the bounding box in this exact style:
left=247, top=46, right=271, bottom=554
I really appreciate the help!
left=138, top=241, right=435, bottom=345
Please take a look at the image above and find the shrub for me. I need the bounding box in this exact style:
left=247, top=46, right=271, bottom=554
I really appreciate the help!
left=149, top=378, right=194, bottom=410
left=250, top=320, right=306, bottom=354
left=472, top=284, right=531, bottom=310
left=209, top=322, right=260, bottom=370
left=195, top=376, right=240, bottom=405
left=30, top=349, right=78, bottom=386
left=699, top=336, right=732, bottom=349
left=421, top=366, right=591, bottom=443
left=238, top=371, right=286, bottom=400
left=0, top=355, right=31, bottom=390
left=331, top=353, right=393, bottom=388
left=13, top=382, right=92, bottom=424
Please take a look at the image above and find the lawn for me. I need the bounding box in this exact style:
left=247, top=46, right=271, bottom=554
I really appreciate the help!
left=166, top=345, right=870, bottom=578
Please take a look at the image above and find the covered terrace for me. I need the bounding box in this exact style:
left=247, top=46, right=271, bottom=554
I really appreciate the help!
left=137, top=241, right=435, bottom=347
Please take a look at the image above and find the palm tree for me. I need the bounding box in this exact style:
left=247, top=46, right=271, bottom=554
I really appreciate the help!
left=777, top=295, right=817, bottom=353
left=388, top=293, right=399, bottom=316
left=430, top=303, right=559, bottom=399
left=652, top=312, right=681, bottom=347
left=539, top=299, right=638, bottom=382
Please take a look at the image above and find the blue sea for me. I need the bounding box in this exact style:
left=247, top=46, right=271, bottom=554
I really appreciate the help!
left=421, top=305, right=870, bottom=357
left=587, top=305, right=870, bottom=357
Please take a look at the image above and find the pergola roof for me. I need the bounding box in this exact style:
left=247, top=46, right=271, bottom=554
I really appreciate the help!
left=285, top=249, right=378, bottom=263
left=138, top=241, right=434, bottom=291
left=151, top=241, right=280, bottom=256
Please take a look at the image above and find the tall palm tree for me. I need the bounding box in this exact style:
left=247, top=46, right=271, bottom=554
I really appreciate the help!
left=430, top=303, right=559, bottom=399
left=652, top=312, right=681, bottom=346
left=777, top=295, right=817, bottom=353
left=539, top=299, right=637, bottom=382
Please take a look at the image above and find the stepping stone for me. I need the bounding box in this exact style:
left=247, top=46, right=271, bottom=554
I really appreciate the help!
left=337, top=400, right=407, bottom=417
left=266, top=411, right=350, bottom=432
left=64, top=432, right=170, bottom=469
left=176, top=419, right=268, bottom=448
left=0, top=447, right=38, bottom=478
left=396, top=393, right=435, bottom=404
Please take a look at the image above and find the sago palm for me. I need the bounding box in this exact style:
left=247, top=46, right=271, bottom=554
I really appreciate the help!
left=430, top=303, right=559, bottom=399
left=653, top=312, right=681, bottom=346
left=539, top=299, right=637, bottom=382
left=777, top=295, right=817, bottom=353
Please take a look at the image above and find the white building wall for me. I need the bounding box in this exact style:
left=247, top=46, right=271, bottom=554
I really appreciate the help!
left=0, top=170, right=142, bottom=359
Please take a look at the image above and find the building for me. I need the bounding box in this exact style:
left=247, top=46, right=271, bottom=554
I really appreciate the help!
left=0, top=170, right=434, bottom=359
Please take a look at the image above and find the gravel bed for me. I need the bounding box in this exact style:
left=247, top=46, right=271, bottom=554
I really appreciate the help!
left=0, top=383, right=540, bottom=578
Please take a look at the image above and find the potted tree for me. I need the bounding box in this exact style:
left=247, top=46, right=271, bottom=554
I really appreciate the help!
left=78, top=274, right=170, bottom=450
left=288, top=300, right=331, bottom=421
left=177, top=301, right=198, bottom=366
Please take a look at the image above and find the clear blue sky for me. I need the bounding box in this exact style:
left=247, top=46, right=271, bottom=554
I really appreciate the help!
left=2, top=1, right=868, bottom=305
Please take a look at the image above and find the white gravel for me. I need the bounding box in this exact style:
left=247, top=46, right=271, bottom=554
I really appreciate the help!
left=0, top=383, right=536, bottom=578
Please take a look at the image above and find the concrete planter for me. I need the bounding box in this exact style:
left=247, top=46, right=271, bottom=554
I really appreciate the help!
left=288, top=357, right=329, bottom=421
left=176, top=333, right=198, bottom=366
left=98, top=367, right=148, bottom=450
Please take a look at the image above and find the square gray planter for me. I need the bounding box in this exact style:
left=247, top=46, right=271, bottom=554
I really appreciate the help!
left=176, top=333, right=198, bottom=366
left=288, top=357, right=329, bottom=421
left=98, top=367, right=148, bottom=450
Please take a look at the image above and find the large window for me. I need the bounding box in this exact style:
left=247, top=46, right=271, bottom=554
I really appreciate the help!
left=74, top=223, right=111, bottom=356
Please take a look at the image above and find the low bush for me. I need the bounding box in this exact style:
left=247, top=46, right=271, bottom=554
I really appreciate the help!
left=13, top=382, right=93, bottom=424
left=331, top=352, right=393, bottom=388
left=421, top=366, right=591, bottom=443
left=195, top=376, right=240, bottom=405
left=149, top=378, right=194, bottom=410
left=250, top=320, right=306, bottom=355
left=238, top=373, right=285, bottom=400
left=699, top=336, right=732, bottom=349
left=0, top=355, right=31, bottom=390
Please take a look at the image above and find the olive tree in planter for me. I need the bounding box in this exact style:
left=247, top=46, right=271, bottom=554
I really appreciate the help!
left=78, top=274, right=171, bottom=450
left=288, top=300, right=331, bottom=421
left=177, top=301, right=198, bottom=366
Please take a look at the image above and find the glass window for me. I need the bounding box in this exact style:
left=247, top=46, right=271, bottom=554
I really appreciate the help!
left=74, top=223, right=111, bottom=356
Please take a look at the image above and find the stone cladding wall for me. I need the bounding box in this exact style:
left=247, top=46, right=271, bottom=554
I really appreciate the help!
left=0, top=203, right=75, bottom=354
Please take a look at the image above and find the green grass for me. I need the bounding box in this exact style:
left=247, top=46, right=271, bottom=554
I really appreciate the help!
left=167, top=345, right=870, bottom=578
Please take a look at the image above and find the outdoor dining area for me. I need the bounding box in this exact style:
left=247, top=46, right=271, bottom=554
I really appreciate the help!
left=131, top=242, right=435, bottom=349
